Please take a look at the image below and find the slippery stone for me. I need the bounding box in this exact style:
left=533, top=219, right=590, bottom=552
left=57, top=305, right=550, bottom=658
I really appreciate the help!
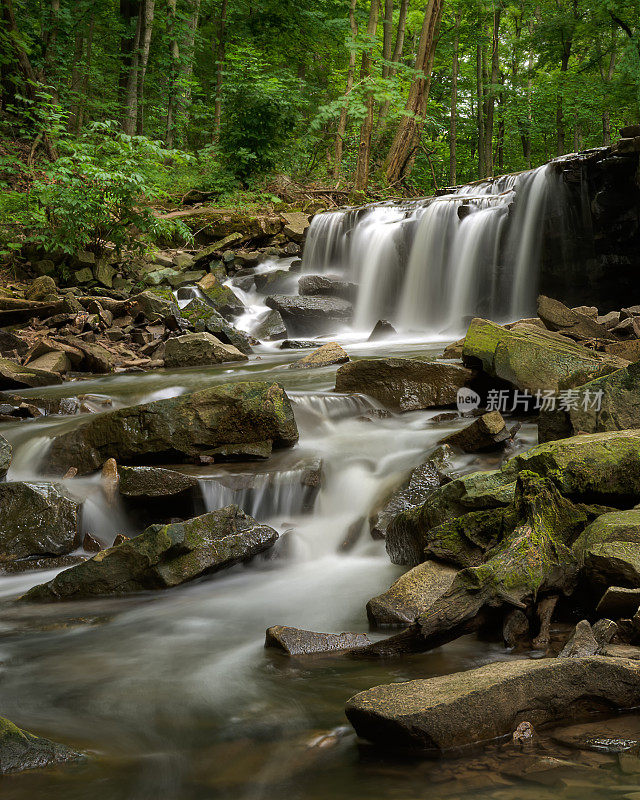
left=289, top=342, right=349, bottom=370
left=0, top=482, right=80, bottom=561
left=265, top=295, right=353, bottom=336
left=0, top=433, right=11, bottom=478
left=558, top=620, right=599, bottom=658
left=574, top=509, right=640, bottom=590
left=163, top=332, right=248, bottom=367
left=43, top=381, right=298, bottom=475
left=21, top=506, right=278, bottom=601
left=440, top=411, right=511, bottom=452
left=345, top=657, right=640, bottom=753
left=265, top=625, right=370, bottom=655
left=0, top=358, right=63, bottom=389
left=0, top=716, right=84, bottom=774
left=298, top=274, right=357, bottom=302
left=462, top=318, right=627, bottom=393
left=179, top=298, right=253, bottom=354
left=118, top=466, right=199, bottom=498
left=334, top=358, right=474, bottom=412
left=253, top=309, right=287, bottom=341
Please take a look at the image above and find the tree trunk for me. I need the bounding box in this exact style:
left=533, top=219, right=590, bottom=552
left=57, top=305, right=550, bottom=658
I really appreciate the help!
left=476, top=40, right=485, bottom=178
left=136, top=0, right=156, bottom=135
left=383, top=0, right=444, bottom=185
left=42, top=0, right=61, bottom=96
left=76, top=15, right=95, bottom=131
left=601, top=33, right=616, bottom=146
left=213, top=0, right=228, bottom=140
left=354, top=0, right=381, bottom=191
left=374, top=0, right=409, bottom=145
left=179, top=0, right=202, bottom=137
left=449, top=10, right=460, bottom=186
left=381, top=0, right=393, bottom=78
left=484, top=3, right=501, bottom=176
left=122, top=4, right=143, bottom=134
left=166, top=0, right=180, bottom=147
left=333, top=0, right=358, bottom=182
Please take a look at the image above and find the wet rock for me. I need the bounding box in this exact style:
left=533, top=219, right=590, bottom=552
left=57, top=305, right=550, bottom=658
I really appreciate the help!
left=539, top=361, right=640, bottom=442
left=0, top=715, right=84, bottom=774
left=164, top=332, right=248, bottom=367
left=65, top=336, right=116, bottom=373
left=574, top=509, right=640, bottom=590
left=298, top=274, right=357, bottom=302
left=366, top=561, right=458, bottom=626
left=199, top=276, right=244, bottom=319
left=592, top=618, right=618, bottom=648
left=254, top=269, right=293, bottom=294
left=558, top=620, right=599, bottom=658
left=0, top=433, right=11, bottom=478
left=334, top=358, right=474, bottom=412
left=537, top=295, right=613, bottom=341
left=552, top=715, right=640, bottom=755
left=0, top=482, right=80, bottom=561
left=264, top=625, right=370, bottom=655
left=0, top=555, right=85, bottom=574
left=512, top=721, right=536, bottom=747
left=289, top=342, right=349, bottom=370
left=130, top=290, right=176, bottom=321
left=254, top=309, right=287, bottom=340
left=21, top=506, right=278, bottom=602
left=44, top=381, right=298, bottom=475
left=503, top=609, right=530, bottom=647
left=279, top=339, right=318, bottom=349
left=368, top=320, right=396, bottom=342
left=440, top=411, right=510, bottom=452
left=596, top=587, right=640, bottom=618
left=345, top=656, right=640, bottom=753
left=265, top=295, right=353, bottom=336
left=603, top=339, right=640, bottom=361
left=532, top=595, right=558, bottom=650
left=462, top=318, right=627, bottom=393
left=25, top=337, right=84, bottom=368
left=101, top=458, right=119, bottom=505
left=0, top=358, right=63, bottom=389
left=83, top=533, right=102, bottom=552
left=442, top=338, right=465, bottom=359
left=180, top=298, right=253, bottom=354
left=118, top=466, right=199, bottom=498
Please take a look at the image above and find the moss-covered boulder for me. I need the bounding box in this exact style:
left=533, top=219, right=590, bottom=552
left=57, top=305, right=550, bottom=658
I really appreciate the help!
left=573, top=509, right=640, bottom=590
left=0, top=482, right=81, bottom=561
left=118, top=466, right=199, bottom=498
left=0, top=716, right=84, bottom=773
left=163, top=332, right=248, bottom=367
left=0, top=357, right=63, bottom=389
left=366, top=561, right=458, bottom=626
left=539, top=361, right=640, bottom=442
left=462, top=318, right=627, bottom=392
left=0, top=433, right=11, bottom=478
left=334, top=358, right=474, bottom=412
left=43, top=381, right=298, bottom=475
left=199, top=276, right=244, bottom=319
left=20, top=505, right=278, bottom=601
left=179, top=298, right=253, bottom=354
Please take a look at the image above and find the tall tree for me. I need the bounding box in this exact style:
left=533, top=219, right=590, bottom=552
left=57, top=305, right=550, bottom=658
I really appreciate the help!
left=449, top=10, right=461, bottom=185
left=354, top=0, right=381, bottom=191
left=333, top=0, right=358, bottom=182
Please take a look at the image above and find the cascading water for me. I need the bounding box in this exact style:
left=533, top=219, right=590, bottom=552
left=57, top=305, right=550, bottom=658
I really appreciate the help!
left=302, top=166, right=553, bottom=335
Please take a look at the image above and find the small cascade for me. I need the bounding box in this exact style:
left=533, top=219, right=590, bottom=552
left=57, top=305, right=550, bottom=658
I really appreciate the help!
left=290, top=391, right=381, bottom=424
left=302, top=165, right=554, bottom=335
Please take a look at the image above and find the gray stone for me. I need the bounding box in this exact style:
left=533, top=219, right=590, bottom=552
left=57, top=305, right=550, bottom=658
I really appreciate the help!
left=265, top=295, right=352, bottom=335
left=0, top=715, right=84, bottom=774
left=265, top=625, right=370, bottom=655
left=163, top=332, right=248, bottom=367
left=558, top=620, right=599, bottom=658
left=118, top=466, right=199, bottom=498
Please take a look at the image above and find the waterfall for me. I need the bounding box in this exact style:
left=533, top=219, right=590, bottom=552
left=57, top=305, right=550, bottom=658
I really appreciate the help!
left=302, top=165, right=553, bottom=335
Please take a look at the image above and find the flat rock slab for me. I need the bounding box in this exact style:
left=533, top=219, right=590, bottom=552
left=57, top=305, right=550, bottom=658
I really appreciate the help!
left=345, top=656, right=640, bottom=753
left=597, top=587, right=640, bottom=618
left=0, top=357, right=63, bottom=389
left=334, top=358, right=474, bottom=412
left=265, top=625, right=370, bottom=655
left=118, top=466, right=200, bottom=498
left=0, top=716, right=83, bottom=774
left=265, top=295, right=352, bottom=336
left=289, top=342, right=349, bottom=370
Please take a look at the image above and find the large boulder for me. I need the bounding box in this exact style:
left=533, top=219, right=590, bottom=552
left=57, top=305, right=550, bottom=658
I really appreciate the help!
left=0, top=434, right=11, bottom=478
left=265, top=295, right=352, bottom=335
left=43, top=381, right=298, bottom=475
left=253, top=309, right=287, bottom=341
left=179, top=298, right=253, bottom=354
left=289, top=342, right=349, bottom=370
left=334, top=358, right=474, bottom=412
left=298, top=274, right=357, bottom=302
left=539, top=361, right=640, bottom=442
left=21, top=506, right=278, bottom=601
left=0, top=358, right=63, bottom=389
left=462, top=318, right=627, bottom=392
left=345, top=656, right=640, bottom=753
left=0, top=716, right=84, bottom=774
left=163, top=332, right=248, bottom=367
left=366, top=561, right=458, bottom=626
left=537, top=295, right=613, bottom=341
left=118, top=466, right=199, bottom=498
left=574, top=509, right=640, bottom=590
left=265, top=626, right=370, bottom=655
left=199, top=276, right=244, bottom=319
left=0, top=482, right=81, bottom=561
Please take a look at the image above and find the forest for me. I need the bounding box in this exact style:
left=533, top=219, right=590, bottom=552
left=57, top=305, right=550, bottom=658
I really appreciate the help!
left=1, top=0, right=639, bottom=213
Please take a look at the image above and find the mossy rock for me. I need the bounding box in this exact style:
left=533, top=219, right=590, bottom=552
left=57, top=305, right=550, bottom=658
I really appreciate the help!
left=462, top=318, right=627, bottom=392
left=180, top=298, right=253, bottom=354
left=0, top=716, right=84, bottom=774
left=573, top=509, right=640, bottom=591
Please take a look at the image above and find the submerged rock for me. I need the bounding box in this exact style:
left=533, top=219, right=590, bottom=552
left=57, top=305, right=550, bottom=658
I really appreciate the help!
left=253, top=309, right=287, bottom=341
left=118, top=466, right=199, bottom=498
left=0, top=482, right=80, bottom=561
left=21, top=506, right=278, bottom=601
left=574, top=509, right=640, bottom=590
left=368, top=320, right=396, bottom=342
left=265, top=295, right=353, bottom=335
left=43, top=381, right=298, bottom=475
left=345, top=657, right=640, bottom=753
left=163, top=332, right=248, bottom=367
left=334, top=358, right=474, bottom=412
left=0, top=433, right=11, bottom=478
left=366, top=561, right=458, bottom=626
left=0, top=715, right=84, bottom=774
left=289, top=342, right=349, bottom=370
left=539, top=361, right=640, bottom=442
left=440, top=411, right=511, bottom=452
left=298, top=274, right=357, bottom=302
left=265, top=625, right=370, bottom=655
left=462, top=318, right=627, bottom=392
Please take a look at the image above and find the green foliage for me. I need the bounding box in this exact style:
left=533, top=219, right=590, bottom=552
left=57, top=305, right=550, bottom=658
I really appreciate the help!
left=26, top=121, right=193, bottom=256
